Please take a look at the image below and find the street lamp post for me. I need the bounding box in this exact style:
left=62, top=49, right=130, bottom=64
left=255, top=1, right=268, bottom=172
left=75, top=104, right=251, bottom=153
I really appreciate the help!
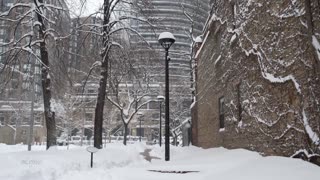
left=157, top=95, right=165, bottom=147
left=139, top=118, right=142, bottom=142
left=158, top=32, right=175, bottom=161
left=137, top=112, right=143, bottom=142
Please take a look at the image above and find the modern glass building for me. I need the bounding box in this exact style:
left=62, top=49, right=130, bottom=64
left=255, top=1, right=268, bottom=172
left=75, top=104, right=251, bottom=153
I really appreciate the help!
left=129, top=0, right=210, bottom=142
left=131, top=0, right=210, bottom=83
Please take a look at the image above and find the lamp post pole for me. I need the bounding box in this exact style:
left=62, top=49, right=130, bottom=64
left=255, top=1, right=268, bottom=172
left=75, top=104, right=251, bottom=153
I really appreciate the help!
left=159, top=102, right=162, bottom=146
left=137, top=112, right=143, bottom=142
left=139, top=118, right=142, bottom=142
left=157, top=95, right=164, bottom=147
left=158, top=32, right=175, bottom=162
left=164, top=48, right=170, bottom=161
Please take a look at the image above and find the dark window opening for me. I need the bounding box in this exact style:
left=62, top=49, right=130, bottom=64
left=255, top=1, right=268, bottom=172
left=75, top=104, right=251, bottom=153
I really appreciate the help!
left=136, top=128, right=144, bottom=137
left=85, top=113, right=93, bottom=121
left=0, top=116, right=4, bottom=125
left=237, top=83, right=242, bottom=121
left=219, top=96, right=225, bottom=129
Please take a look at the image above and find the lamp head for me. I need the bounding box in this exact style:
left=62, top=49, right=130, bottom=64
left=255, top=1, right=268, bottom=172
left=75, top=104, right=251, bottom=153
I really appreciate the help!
left=185, top=122, right=191, bottom=129
left=157, top=95, right=165, bottom=102
left=158, top=32, right=175, bottom=49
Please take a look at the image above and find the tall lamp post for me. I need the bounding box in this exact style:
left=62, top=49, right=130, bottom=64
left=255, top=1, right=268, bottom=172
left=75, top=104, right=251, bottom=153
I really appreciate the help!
left=158, top=32, right=175, bottom=161
left=137, top=112, right=143, bottom=142
left=157, top=95, right=165, bottom=146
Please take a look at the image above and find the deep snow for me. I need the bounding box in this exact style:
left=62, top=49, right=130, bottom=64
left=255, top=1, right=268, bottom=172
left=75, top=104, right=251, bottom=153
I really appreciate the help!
left=0, top=143, right=319, bottom=180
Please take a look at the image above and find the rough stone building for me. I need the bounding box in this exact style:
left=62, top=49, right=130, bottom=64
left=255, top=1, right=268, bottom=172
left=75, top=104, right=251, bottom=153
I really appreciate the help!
left=193, top=0, right=320, bottom=158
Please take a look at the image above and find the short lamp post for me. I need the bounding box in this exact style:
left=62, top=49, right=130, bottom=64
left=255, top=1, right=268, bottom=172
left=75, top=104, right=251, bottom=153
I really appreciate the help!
left=157, top=95, right=165, bottom=147
left=185, top=121, right=191, bottom=146
left=158, top=32, right=175, bottom=161
left=137, top=112, right=143, bottom=142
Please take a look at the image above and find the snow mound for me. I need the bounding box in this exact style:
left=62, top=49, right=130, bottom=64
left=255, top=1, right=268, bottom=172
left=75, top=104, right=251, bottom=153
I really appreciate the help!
left=0, top=144, right=319, bottom=180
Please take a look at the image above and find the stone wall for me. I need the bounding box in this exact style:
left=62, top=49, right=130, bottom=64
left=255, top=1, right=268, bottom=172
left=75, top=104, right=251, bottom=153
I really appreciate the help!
left=0, top=126, right=46, bottom=145
left=195, top=0, right=320, bottom=157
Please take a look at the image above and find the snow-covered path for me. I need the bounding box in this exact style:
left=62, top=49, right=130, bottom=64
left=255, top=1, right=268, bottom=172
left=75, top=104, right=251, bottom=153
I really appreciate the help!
left=0, top=143, right=319, bottom=180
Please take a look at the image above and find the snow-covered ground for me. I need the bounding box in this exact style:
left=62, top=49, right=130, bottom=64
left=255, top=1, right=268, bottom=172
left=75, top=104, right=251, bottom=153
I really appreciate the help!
left=0, top=143, right=319, bottom=180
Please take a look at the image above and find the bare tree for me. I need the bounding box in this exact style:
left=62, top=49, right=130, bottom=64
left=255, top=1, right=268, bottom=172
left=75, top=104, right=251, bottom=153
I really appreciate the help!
left=0, top=0, right=70, bottom=149
left=106, top=43, right=154, bottom=145
left=73, top=0, right=154, bottom=148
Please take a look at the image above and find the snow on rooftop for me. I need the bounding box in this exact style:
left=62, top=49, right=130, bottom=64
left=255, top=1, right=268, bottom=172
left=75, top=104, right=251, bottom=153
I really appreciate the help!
left=194, top=31, right=210, bottom=59
left=194, top=36, right=203, bottom=43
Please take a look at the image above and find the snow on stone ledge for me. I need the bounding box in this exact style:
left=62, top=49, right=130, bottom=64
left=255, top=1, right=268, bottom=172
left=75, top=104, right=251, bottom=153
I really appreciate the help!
left=302, top=109, right=320, bottom=146
left=264, top=73, right=301, bottom=94
left=214, top=55, right=222, bottom=66
left=194, top=31, right=210, bottom=59
left=230, top=34, right=237, bottom=44
left=190, top=100, right=196, bottom=110
left=312, top=35, right=320, bottom=61
left=194, top=36, right=203, bottom=43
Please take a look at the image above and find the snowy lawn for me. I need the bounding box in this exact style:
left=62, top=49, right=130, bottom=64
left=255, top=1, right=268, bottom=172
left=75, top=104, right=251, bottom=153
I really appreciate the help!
left=0, top=143, right=319, bottom=180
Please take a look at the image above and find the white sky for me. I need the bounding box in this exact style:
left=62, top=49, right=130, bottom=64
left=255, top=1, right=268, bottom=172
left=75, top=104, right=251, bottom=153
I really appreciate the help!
left=66, top=0, right=104, bottom=17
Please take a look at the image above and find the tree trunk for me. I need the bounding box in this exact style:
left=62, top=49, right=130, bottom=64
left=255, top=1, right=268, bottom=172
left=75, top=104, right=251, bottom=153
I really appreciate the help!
left=305, top=0, right=320, bottom=65
left=123, top=123, right=128, bottom=145
left=34, top=0, right=56, bottom=150
left=94, top=0, right=110, bottom=149
left=305, top=0, right=314, bottom=37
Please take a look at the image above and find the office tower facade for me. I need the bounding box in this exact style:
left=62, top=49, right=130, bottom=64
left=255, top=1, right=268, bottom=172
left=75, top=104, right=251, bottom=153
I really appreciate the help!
left=129, top=0, right=210, bottom=143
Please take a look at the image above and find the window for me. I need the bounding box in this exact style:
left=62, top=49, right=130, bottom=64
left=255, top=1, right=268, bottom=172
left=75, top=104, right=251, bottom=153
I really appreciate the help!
left=219, top=96, right=225, bottom=129
left=11, top=80, right=19, bottom=89
left=0, top=47, right=3, bottom=62
left=237, top=83, right=242, bottom=121
left=21, top=129, right=26, bottom=135
left=0, top=114, right=4, bottom=125
left=35, top=116, right=41, bottom=125
left=136, top=128, right=144, bottom=137
left=10, top=117, right=16, bottom=125
left=22, top=117, right=29, bottom=125
left=35, top=66, right=40, bottom=74
left=148, top=101, right=158, bottom=110
left=23, top=64, right=31, bottom=72
left=87, top=89, right=95, bottom=94
left=85, top=113, right=93, bottom=122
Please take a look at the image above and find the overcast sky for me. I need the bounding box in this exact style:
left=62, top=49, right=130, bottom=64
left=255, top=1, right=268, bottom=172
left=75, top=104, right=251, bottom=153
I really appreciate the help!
left=66, top=0, right=104, bottom=17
